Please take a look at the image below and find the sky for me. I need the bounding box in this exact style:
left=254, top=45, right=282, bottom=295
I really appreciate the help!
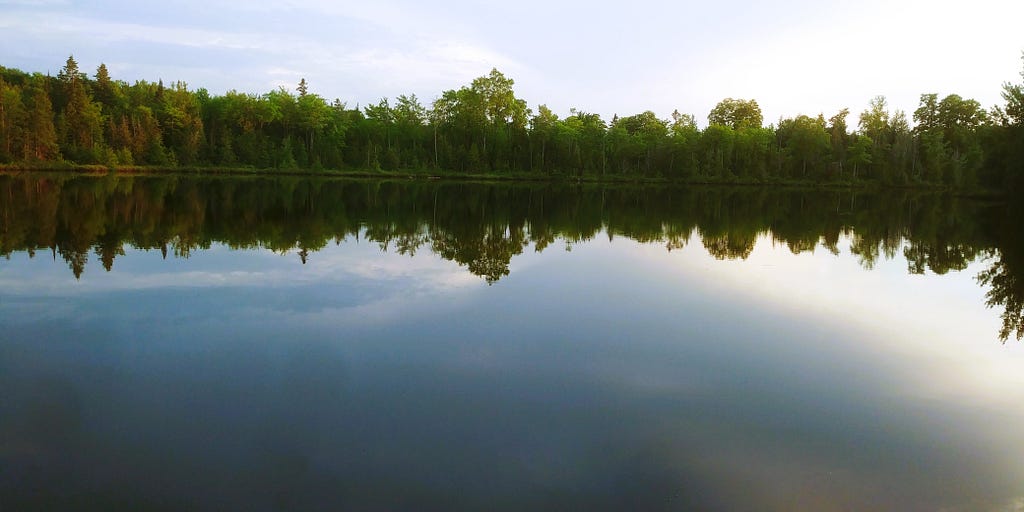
left=1, top=0, right=1022, bottom=126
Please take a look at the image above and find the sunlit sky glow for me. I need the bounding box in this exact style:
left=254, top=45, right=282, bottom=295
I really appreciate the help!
left=2, top=0, right=1022, bottom=126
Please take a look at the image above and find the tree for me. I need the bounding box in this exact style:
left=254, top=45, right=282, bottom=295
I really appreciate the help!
left=733, top=126, right=774, bottom=180
left=699, top=124, right=736, bottom=178
left=671, top=109, right=696, bottom=131
left=467, top=68, right=529, bottom=171
left=981, top=53, right=1024, bottom=189
left=393, top=94, right=427, bottom=167
left=859, top=96, right=890, bottom=141
left=297, top=91, right=330, bottom=165
left=913, top=93, right=987, bottom=186
left=160, top=81, right=205, bottom=165
left=567, top=109, right=607, bottom=175
left=0, top=77, right=25, bottom=161
left=57, top=55, right=104, bottom=161
left=425, top=69, right=528, bottom=173
left=708, top=98, right=762, bottom=130
left=858, top=96, right=892, bottom=180
left=364, top=97, right=393, bottom=168
left=937, top=95, right=986, bottom=186
left=22, top=79, right=58, bottom=161
left=827, top=109, right=850, bottom=177
left=132, top=105, right=170, bottom=165
left=1002, top=53, right=1024, bottom=126
left=667, top=110, right=699, bottom=178
left=554, top=113, right=583, bottom=172
left=914, top=94, right=940, bottom=132
left=429, top=90, right=457, bottom=169
left=472, top=68, right=520, bottom=127
left=605, top=116, right=630, bottom=174
left=614, top=111, right=667, bottom=174
left=530, top=104, right=558, bottom=172
left=848, top=134, right=872, bottom=179
left=777, top=115, right=830, bottom=178
left=94, top=63, right=117, bottom=110
left=889, top=110, right=913, bottom=183
left=917, top=130, right=946, bottom=183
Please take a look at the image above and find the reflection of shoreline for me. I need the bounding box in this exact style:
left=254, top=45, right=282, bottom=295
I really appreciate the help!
left=0, top=174, right=1019, bottom=339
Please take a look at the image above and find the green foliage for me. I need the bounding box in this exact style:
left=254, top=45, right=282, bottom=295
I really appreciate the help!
left=859, top=96, right=890, bottom=138
left=699, top=124, right=735, bottom=178
left=827, top=109, right=850, bottom=177
left=2, top=54, right=1023, bottom=192
left=278, top=137, right=298, bottom=169
left=23, top=78, right=59, bottom=161
left=0, top=77, right=26, bottom=162
left=708, top=98, right=763, bottom=130
left=777, top=115, right=830, bottom=179
left=914, top=93, right=989, bottom=186
left=848, top=135, right=873, bottom=179
left=57, top=56, right=104, bottom=162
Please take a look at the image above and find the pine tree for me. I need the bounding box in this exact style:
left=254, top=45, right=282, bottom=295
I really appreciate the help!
left=94, top=62, right=115, bottom=109
left=58, top=55, right=104, bottom=159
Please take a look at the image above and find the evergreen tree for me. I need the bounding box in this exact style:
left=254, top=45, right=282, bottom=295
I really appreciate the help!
left=57, top=55, right=104, bottom=161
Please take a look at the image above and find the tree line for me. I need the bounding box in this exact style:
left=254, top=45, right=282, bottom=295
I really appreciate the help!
left=1, top=55, right=1023, bottom=189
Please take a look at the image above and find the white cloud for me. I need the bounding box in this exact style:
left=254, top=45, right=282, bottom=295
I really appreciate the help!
left=0, top=0, right=525, bottom=100
left=0, top=0, right=69, bottom=5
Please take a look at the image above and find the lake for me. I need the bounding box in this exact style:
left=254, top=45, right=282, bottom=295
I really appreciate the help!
left=2, top=174, right=1024, bottom=511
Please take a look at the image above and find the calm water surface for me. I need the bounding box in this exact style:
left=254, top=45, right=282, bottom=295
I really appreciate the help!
left=2, top=175, right=1024, bottom=511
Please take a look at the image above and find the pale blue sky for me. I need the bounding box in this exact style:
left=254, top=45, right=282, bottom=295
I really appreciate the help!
left=1, top=0, right=1022, bottom=126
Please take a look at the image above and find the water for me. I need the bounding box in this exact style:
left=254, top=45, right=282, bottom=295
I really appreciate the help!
left=2, top=174, right=1024, bottom=511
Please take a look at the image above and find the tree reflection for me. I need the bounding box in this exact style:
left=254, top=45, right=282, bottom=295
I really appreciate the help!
left=977, top=256, right=1024, bottom=342
left=700, top=231, right=759, bottom=260
left=976, top=201, right=1024, bottom=342
left=1, top=173, right=1021, bottom=340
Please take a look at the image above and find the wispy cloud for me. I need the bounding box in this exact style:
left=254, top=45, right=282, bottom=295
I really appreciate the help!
left=0, top=0, right=70, bottom=5
left=2, top=12, right=311, bottom=52
left=0, top=3, right=524, bottom=101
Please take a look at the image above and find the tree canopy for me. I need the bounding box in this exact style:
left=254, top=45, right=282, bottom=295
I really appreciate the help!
left=1, top=54, right=1023, bottom=190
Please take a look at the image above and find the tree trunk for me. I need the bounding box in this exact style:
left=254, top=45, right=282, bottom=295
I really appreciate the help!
left=541, top=139, right=545, bottom=173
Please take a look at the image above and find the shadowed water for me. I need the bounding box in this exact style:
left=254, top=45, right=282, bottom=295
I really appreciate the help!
left=2, top=174, right=1024, bottom=511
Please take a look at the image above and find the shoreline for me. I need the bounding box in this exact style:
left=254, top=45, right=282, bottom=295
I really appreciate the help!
left=0, top=163, right=1003, bottom=198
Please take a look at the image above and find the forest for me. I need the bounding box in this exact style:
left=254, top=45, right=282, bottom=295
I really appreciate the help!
left=0, top=55, right=1023, bottom=189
